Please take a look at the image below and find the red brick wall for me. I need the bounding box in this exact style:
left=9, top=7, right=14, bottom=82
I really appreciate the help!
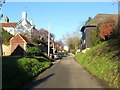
left=11, top=43, right=24, bottom=53
left=10, top=34, right=24, bottom=43
left=10, top=34, right=25, bottom=53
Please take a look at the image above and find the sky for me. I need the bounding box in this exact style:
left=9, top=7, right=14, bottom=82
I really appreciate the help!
left=1, top=2, right=118, bottom=41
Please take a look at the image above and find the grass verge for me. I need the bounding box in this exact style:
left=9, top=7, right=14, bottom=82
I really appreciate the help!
left=75, top=40, right=120, bottom=89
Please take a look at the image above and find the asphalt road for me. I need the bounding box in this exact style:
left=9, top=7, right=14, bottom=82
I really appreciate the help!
left=23, top=56, right=107, bottom=89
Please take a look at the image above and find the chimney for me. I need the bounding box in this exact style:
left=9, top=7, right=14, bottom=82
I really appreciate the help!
left=30, top=18, right=33, bottom=25
left=5, top=16, right=9, bottom=23
left=22, top=12, right=27, bottom=20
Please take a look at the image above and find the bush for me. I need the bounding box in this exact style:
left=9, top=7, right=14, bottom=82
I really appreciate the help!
left=99, top=19, right=115, bottom=41
left=90, top=28, right=101, bottom=47
left=2, top=56, right=52, bottom=89
left=1, top=28, right=13, bottom=45
left=27, top=46, right=39, bottom=56
left=60, top=50, right=68, bottom=56
left=70, top=49, right=76, bottom=55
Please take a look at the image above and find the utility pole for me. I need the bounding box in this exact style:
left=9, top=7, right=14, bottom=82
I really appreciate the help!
left=48, top=23, right=50, bottom=56
left=53, top=38, right=55, bottom=54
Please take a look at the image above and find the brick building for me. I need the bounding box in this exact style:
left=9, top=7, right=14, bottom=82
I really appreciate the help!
left=10, top=34, right=34, bottom=55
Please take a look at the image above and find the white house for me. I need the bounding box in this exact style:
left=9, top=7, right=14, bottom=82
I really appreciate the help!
left=0, top=12, right=37, bottom=56
left=1, top=12, right=36, bottom=37
left=1, top=16, right=17, bottom=35
left=14, top=12, right=36, bottom=37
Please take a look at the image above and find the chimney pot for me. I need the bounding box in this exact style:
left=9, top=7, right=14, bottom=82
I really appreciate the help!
left=22, top=12, right=27, bottom=20
left=5, top=16, right=9, bottom=23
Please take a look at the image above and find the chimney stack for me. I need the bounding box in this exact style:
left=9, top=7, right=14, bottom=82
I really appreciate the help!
left=5, top=16, right=9, bottom=23
left=22, top=12, right=27, bottom=20
left=30, top=18, right=33, bottom=25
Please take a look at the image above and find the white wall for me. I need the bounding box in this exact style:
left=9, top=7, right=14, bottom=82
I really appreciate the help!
left=3, top=27, right=15, bottom=35
left=2, top=44, right=11, bottom=56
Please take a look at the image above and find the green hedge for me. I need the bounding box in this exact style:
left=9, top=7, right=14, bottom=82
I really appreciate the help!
left=2, top=56, right=52, bottom=89
left=27, top=46, right=39, bottom=56
left=90, top=28, right=101, bottom=47
left=75, top=41, right=120, bottom=88
left=1, top=28, right=13, bottom=45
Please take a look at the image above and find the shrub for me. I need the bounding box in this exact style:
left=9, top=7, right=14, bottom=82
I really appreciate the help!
left=90, top=28, right=101, bottom=47
left=1, top=28, right=13, bottom=45
left=2, top=56, right=52, bottom=89
left=99, top=19, right=115, bottom=41
left=27, top=46, right=39, bottom=56
left=70, top=49, right=76, bottom=55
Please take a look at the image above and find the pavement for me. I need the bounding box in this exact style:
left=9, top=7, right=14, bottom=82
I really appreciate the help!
left=23, top=56, right=108, bottom=89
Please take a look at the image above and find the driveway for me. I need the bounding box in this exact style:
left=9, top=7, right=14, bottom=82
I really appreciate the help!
left=23, top=56, right=107, bottom=89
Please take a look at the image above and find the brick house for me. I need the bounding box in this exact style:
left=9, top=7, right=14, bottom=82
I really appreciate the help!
left=10, top=34, right=34, bottom=55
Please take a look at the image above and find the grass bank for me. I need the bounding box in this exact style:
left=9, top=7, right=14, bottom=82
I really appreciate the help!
left=75, top=40, right=120, bottom=89
left=2, top=56, right=53, bottom=89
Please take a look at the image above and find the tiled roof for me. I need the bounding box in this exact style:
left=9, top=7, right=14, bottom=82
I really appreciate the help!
left=10, top=34, right=33, bottom=45
left=20, top=34, right=33, bottom=44
left=0, top=22, right=17, bottom=27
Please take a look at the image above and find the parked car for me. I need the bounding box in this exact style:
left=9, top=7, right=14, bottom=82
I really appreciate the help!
left=53, top=53, right=62, bottom=59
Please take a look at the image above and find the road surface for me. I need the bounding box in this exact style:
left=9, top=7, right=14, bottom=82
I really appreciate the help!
left=23, top=56, right=107, bottom=89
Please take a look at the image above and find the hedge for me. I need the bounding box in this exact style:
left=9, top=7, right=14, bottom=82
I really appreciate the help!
left=2, top=56, right=52, bottom=89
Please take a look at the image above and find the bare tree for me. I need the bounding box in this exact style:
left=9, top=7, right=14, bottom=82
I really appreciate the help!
left=55, top=40, right=64, bottom=52
left=63, top=32, right=80, bottom=52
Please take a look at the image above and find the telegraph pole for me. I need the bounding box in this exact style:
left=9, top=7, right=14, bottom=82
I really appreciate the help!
left=48, top=23, right=50, bottom=56
left=53, top=38, right=55, bottom=54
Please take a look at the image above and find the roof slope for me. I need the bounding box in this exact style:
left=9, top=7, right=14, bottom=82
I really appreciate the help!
left=1, top=22, right=17, bottom=27
left=87, top=14, right=118, bottom=25
left=20, top=34, right=33, bottom=44
left=10, top=34, right=33, bottom=45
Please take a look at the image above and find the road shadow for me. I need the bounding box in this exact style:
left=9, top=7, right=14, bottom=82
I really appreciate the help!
left=22, top=73, right=55, bottom=90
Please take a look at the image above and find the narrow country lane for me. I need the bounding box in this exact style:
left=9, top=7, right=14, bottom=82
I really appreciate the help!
left=23, top=56, right=106, bottom=89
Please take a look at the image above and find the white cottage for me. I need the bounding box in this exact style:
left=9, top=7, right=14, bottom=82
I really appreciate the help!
left=0, top=12, right=37, bottom=56
left=14, top=12, right=36, bottom=38
left=1, top=16, right=17, bottom=35
left=1, top=12, right=36, bottom=37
